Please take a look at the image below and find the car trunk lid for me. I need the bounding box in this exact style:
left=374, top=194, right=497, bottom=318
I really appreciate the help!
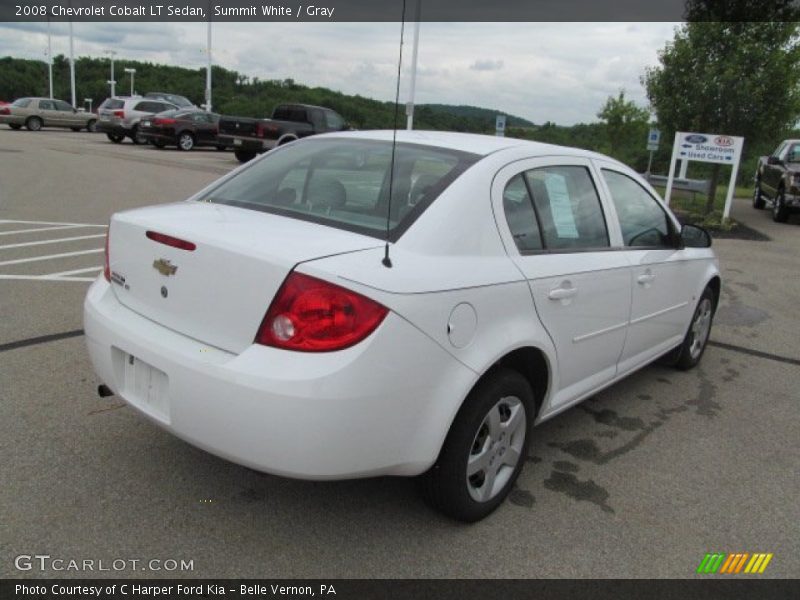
left=107, top=202, right=381, bottom=354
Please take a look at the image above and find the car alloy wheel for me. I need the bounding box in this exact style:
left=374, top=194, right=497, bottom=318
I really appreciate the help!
left=689, top=297, right=713, bottom=360
left=752, top=182, right=765, bottom=209
left=466, top=395, right=526, bottom=502
left=26, top=117, right=42, bottom=131
left=772, top=189, right=789, bottom=222
left=178, top=133, right=195, bottom=151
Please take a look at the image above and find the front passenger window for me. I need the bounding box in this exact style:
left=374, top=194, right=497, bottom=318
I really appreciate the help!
left=602, top=170, right=674, bottom=248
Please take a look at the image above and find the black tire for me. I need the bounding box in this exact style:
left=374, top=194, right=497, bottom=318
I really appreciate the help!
left=753, top=182, right=765, bottom=209
left=26, top=117, right=42, bottom=131
left=216, top=144, right=227, bottom=151
left=86, top=119, right=97, bottom=133
left=234, top=149, right=257, bottom=163
left=177, top=132, right=195, bottom=151
left=772, top=188, right=790, bottom=223
left=130, top=125, right=147, bottom=145
left=671, top=287, right=716, bottom=371
left=71, top=126, right=81, bottom=132
left=152, top=140, right=166, bottom=149
left=420, top=368, right=534, bottom=522
left=9, top=124, right=21, bottom=130
left=106, top=133, right=124, bottom=143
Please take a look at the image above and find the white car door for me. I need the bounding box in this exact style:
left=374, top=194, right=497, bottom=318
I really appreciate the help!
left=493, top=157, right=631, bottom=409
left=594, top=160, right=703, bottom=373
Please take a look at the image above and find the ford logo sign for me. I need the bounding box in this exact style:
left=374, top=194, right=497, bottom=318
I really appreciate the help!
left=685, top=134, right=707, bottom=144
left=714, top=136, right=734, bottom=147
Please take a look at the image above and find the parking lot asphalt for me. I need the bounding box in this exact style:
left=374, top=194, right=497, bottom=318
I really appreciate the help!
left=1, top=128, right=798, bottom=579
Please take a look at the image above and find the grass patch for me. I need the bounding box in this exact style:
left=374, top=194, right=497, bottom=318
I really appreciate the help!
left=651, top=184, right=751, bottom=230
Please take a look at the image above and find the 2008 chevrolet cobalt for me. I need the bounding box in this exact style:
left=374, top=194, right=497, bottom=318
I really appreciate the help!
left=85, top=131, right=719, bottom=521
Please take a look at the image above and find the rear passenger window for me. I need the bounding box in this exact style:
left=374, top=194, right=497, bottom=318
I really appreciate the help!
left=602, top=170, right=674, bottom=248
left=502, top=174, right=542, bottom=252
left=524, top=166, right=609, bottom=250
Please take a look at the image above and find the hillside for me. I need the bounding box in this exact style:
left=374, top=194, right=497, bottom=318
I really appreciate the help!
left=0, top=55, right=529, bottom=134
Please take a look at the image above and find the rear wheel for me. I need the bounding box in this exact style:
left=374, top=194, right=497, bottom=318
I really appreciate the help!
left=152, top=140, right=166, bottom=149
left=106, top=133, right=124, bottom=143
left=216, top=144, right=227, bottom=151
left=130, top=125, right=147, bottom=145
left=772, top=188, right=790, bottom=223
left=420, top=368, right=533, bottom=522
left=177, top=132, right=195, bottom=151
left=752, top=181, right=765, bottom=209
left=9, top=124, right=21, bottom=130
left=26, top=117, right=42, bottom=131
left=86, top=119, right=97, bottom=132
left=234, top=149, right=257, bottom=163
left=71, top=126, right=81, bottom=132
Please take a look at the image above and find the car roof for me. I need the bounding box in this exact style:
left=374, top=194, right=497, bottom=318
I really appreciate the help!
left=320, top=129, right=607, bottom=159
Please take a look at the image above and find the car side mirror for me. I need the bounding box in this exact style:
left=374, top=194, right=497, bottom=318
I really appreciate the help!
left=681, top=224, right=712, bottom=248
left=767, top=155, right=783, bottom=166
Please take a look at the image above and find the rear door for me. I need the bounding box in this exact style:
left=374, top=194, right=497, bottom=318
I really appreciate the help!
left=595, top=161, right=702, bottom=372
left=493, top=157, right=631, bottom=407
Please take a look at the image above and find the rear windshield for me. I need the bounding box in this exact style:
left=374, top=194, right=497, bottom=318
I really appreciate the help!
left=12, top=98, right=31, bottom=107
left=100, top=98, right=124, bottom=110
left=273, top=106, right=309, bottom=122
left=200, top=138, right=479, bottom=240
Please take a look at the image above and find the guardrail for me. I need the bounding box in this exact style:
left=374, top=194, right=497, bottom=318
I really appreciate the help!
left=643, top=173, right=711, bottom=195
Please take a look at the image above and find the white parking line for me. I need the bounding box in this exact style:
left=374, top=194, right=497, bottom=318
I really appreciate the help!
left=48, top=266, right=103, bottom=277
left=0, top=248, right=103, bottom=267
left=0, top=219, right=107, bottom=228
left=0, top=225, right=87, bottom=236
left=0, top=274, right=98, bottom=282
left=0, top=234, right=106, bottom=250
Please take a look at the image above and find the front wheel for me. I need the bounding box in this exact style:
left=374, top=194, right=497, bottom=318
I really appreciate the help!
left=106, top=133, right=124, bottom=143
left=772, top=188, right=790, bottom=223
left=130, top=125, right=147, bottom=145
left=86, top=119, right=97, bottom=132
left=420, top=368, right=533, bottom=522
left=753, top=182, right=765, bottom=209
left=671, top=287, right=715, bottom=370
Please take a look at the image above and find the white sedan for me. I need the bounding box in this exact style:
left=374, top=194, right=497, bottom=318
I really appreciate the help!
left=84, top=130, right=720, bottom=521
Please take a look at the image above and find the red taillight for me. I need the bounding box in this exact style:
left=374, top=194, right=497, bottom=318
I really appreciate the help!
left=146, top=230, right=196, bottom=251
left=256, top=272, right=388, bottom=352
left=103, top=228, right=111, bottom=282
left=154, top=117, right=176, bottom=126
left=0, top=107, right=10, bottom=115
left=255, top=122, right=277, bottom=138
left=112, top=109, right=124, bottom=118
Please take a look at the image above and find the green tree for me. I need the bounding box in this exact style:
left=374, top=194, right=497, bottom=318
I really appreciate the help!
left=596, top=90, right=650, bottom=168
left=644, top=4, right=800, bottom=214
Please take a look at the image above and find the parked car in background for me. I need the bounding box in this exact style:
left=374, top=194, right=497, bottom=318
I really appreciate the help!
left=753, top=139, right=800, bottom=222
left=218, top=103, right=348, bottom=163
left=139, top=109, right=227, bottom=151
left=0, top=97, right=97, bottom=132
left=85, top=131, right=720, bottom=522
left=96, top=96, right=178, bottom=144
left=144, top=92, right=196, bottom=109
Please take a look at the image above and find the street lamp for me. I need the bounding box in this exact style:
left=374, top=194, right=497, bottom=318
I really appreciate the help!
left=104, top=49, right=117, bottom=97
left=124, top=68, right=136, bottom=96
left=84, top=98, right=93, bottom=112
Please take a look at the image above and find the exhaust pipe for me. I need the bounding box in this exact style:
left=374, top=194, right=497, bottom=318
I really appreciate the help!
left=97, top=384, right=114, bottom=398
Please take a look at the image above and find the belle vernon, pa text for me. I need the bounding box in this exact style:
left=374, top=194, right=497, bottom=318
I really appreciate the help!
left=16, top=583, right=338, bottom=597
left=47, top=4, right=335, bottom=18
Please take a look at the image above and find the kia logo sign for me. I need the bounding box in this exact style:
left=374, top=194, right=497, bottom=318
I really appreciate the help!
left=685, top=134, right=707, bottom=144
left=714, top=136, right=734, bottom=147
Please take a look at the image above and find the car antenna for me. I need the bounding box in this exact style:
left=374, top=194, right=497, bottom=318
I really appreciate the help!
left=382, top=0, right=407, bottom=269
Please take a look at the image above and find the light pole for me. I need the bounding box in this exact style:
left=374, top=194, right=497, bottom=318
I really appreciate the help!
left=46, top=18, right=53, bottom=99
left=405, top=0, right=422, bottom=130
left=205, top=18, right=212, bottom=111
left=84, top=98, right=92, bottom=112
left=68, top=19, right=76, bottom=107
left=124, top=68, right=136, bottom=96
left=104, top=50, right=117, bottom=97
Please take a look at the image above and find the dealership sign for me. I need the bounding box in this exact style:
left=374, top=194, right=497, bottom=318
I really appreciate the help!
left=664, top=131, right=744, bottom=220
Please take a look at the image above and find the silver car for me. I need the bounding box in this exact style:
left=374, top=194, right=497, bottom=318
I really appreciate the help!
left=96, top=96, right=178, bottom=144
left=0, top=97, right=97, bottom=132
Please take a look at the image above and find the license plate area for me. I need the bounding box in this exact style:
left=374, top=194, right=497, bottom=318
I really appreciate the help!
left=233, top=138, right=242, bottom=146
left=118, top=351, right=170, bottom=423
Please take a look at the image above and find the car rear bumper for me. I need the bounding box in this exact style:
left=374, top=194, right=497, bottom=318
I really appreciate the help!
left=0, top=115, right=25, bottom=126
left=218, top=135, right=275, bottom=153
left=84, top=278, right=475, bottom=480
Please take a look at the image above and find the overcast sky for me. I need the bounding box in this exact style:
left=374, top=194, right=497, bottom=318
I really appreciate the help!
left=0, top=21, right=680, bottom=124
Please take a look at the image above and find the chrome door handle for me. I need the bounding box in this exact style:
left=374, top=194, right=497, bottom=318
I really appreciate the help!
left=637, top=272, right=655, bottom=285
left=548, top=286, right=578, bottom=300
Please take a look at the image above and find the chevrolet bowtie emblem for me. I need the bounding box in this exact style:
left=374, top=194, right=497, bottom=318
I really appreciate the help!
left=152, top=258, right=178, bottom=276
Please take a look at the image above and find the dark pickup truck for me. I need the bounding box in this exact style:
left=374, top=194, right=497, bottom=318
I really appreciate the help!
left=753, top=139, right=800, bottom=222
left=218, top=103, right=348, bottom=163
